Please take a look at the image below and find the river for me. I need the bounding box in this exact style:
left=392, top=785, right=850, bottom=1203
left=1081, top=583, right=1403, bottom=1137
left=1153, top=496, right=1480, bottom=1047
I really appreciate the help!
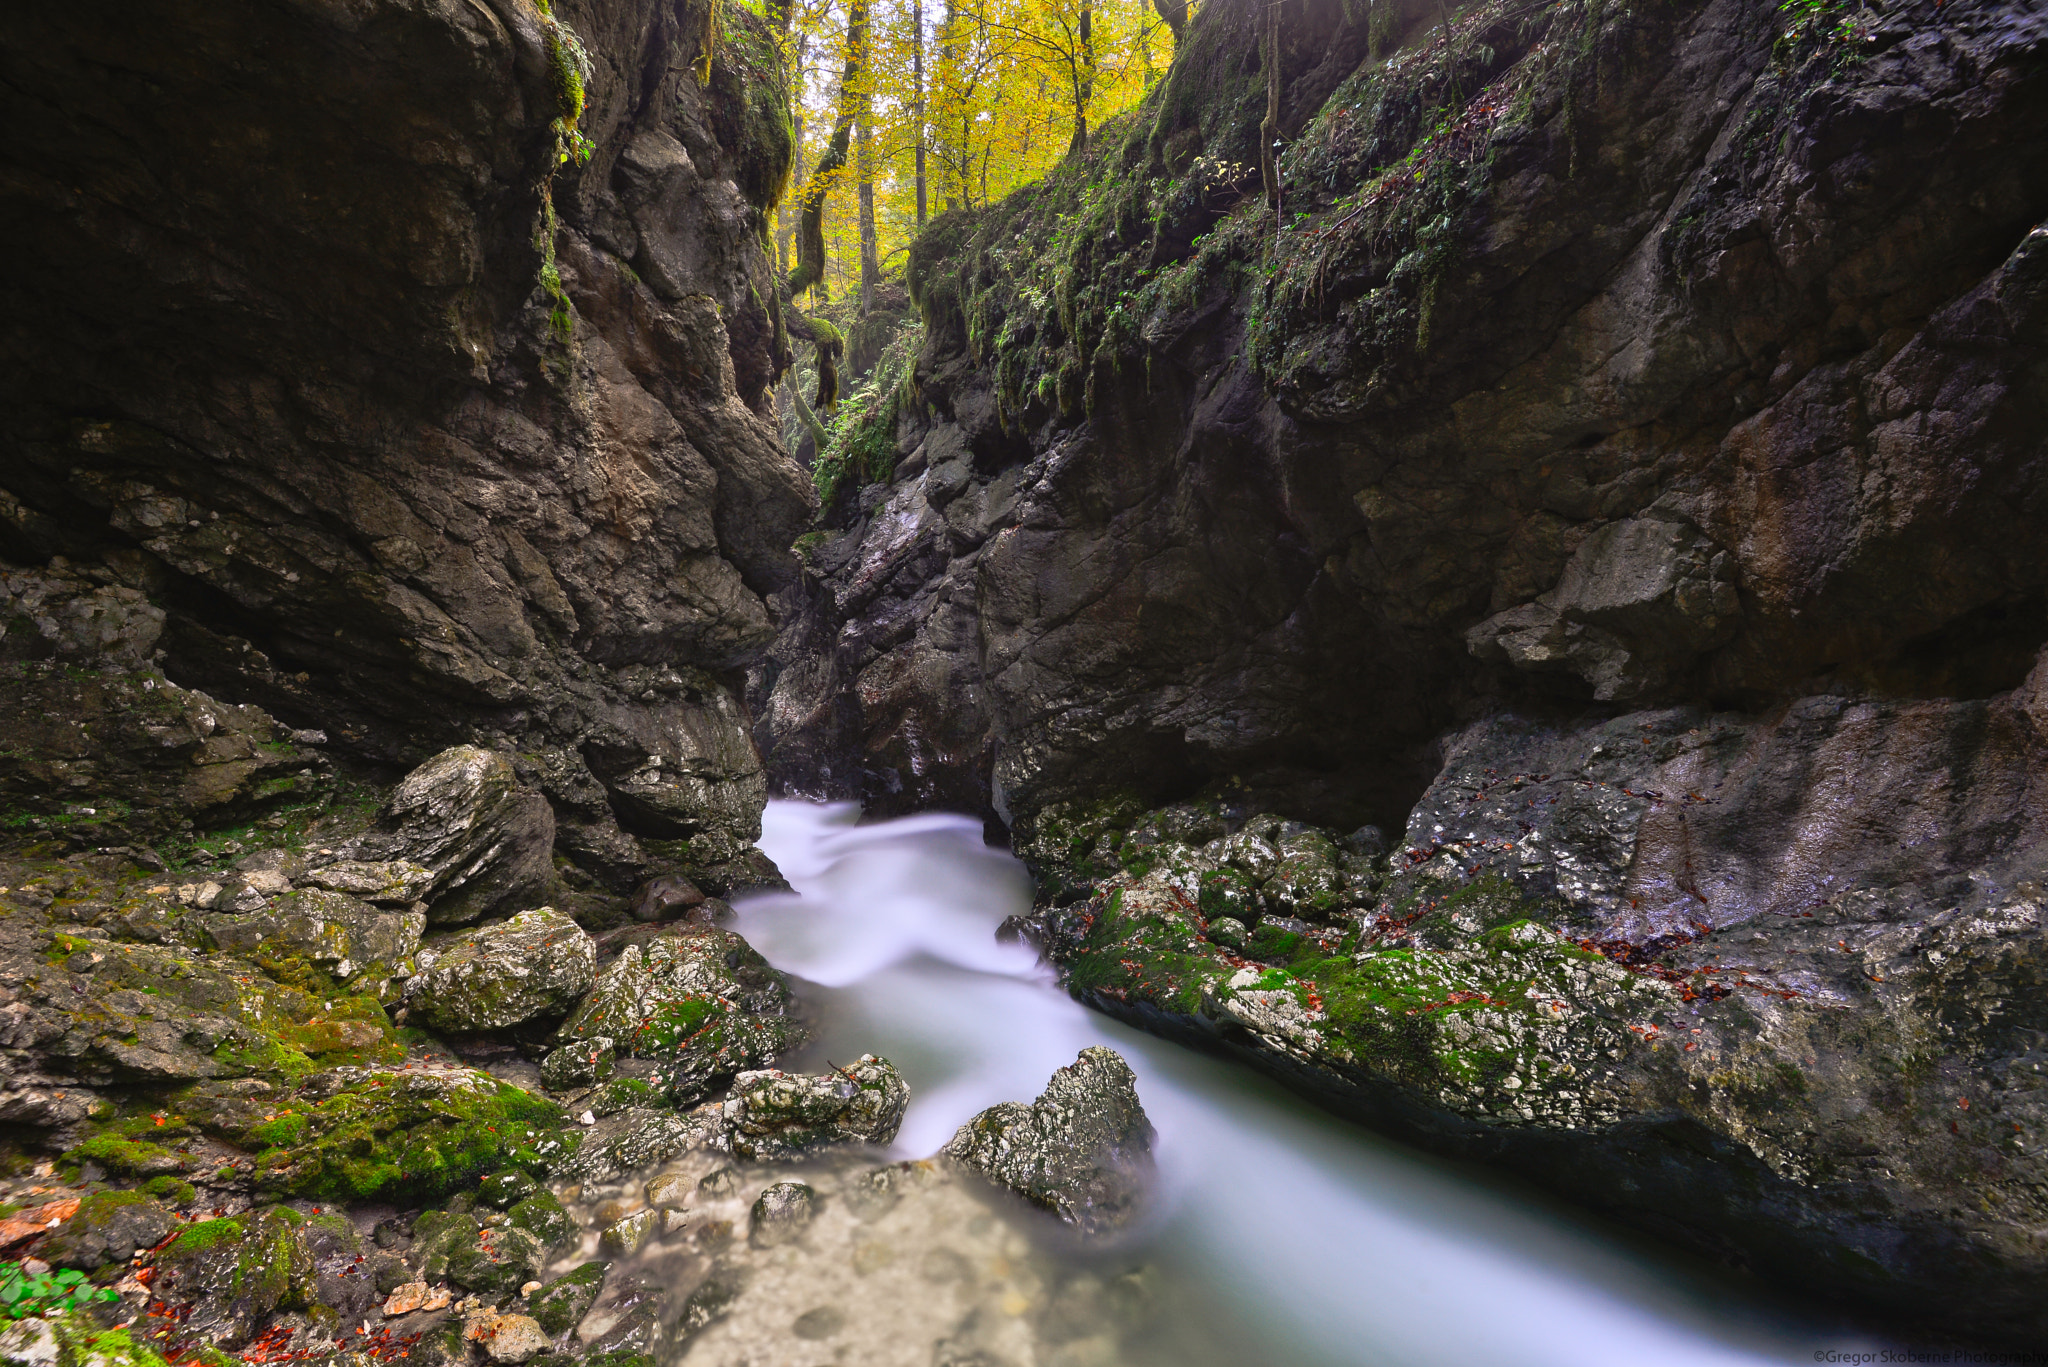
left=728, top=800, right=1882, bottom=1367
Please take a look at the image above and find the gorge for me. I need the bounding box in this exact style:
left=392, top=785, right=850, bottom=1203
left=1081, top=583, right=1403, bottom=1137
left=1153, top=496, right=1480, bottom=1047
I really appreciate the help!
left=1, top=0, right=2044, bottom=1360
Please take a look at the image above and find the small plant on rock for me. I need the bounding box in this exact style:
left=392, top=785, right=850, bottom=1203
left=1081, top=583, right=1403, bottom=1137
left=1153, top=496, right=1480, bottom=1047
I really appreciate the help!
left=0, top=1261, right=121, bottom=1319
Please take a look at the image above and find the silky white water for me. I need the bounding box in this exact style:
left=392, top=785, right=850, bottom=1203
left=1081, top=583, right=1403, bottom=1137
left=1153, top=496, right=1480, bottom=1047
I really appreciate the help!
left=735, top=801, right=1878, bottom=1366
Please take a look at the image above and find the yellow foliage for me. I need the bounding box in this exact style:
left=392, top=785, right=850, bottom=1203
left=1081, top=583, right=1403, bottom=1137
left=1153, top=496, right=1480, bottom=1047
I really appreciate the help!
left=774, top=0, right=1176, bottom=299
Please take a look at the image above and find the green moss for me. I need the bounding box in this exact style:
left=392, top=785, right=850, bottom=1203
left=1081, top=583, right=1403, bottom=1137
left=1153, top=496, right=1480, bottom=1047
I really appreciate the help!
left=588, top=1077, right=653, bottom=1116
left=141, top=1176, right=196, bottom=1205
left=811, top=324, right=920, bottom=508
left=240, top=1072, right=573, bottom=1204
left=159, top=1216, right=243, bottom=1258
left=47, top=1318, right=173, bottom=1367
left=62, top=1129, right=183, bottom=1178
left=506, top=1192, right=576, bottom=1251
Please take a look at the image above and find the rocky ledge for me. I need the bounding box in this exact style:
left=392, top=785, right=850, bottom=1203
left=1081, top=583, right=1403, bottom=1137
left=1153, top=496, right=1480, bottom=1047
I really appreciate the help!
left=1007, top=655, right=2048, bottom=1344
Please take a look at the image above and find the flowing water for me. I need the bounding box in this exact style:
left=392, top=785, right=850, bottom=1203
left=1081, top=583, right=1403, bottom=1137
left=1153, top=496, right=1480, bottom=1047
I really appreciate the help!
left=717, top=801, right=1885, bottom=1367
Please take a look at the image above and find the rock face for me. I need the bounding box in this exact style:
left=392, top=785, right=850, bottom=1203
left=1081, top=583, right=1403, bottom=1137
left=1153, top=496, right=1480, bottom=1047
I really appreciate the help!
left=152, top=1205, right=378, bottom=1349
left=0, top=0, right=810, bottom=895
left=756, top=0, right=2048, bottom=834
left=943, top=1047, right=1154, bottom=1237
left=556, top=924, right=806, bottom=1102
left=404, top=908, right=597, bottom=1033
left=2, top=563, right=331, bottom=847
left=721, top=1056, right=910, bottom=1160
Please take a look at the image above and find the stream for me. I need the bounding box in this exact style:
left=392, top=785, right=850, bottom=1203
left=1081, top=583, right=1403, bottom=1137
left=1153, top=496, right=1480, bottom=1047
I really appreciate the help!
left=723, top=801, right=1883, bottom=1367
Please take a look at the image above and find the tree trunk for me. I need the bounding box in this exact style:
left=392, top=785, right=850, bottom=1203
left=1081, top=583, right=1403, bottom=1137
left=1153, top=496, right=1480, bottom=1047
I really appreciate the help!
left=787, top=0, right=869, bottom=299
left=1259, top=0, right=1281, bottom=217
left=778, top=34, right=808, bottom=279
left=1067, top=1, right=1095, bottom=155
left=857, top=111, right=879, bottom=312
left=941, top=0, right=961, bottom=211
left=913, top=0, right=927, bottom=225
left=1151, top=0, right=1186, bottom=39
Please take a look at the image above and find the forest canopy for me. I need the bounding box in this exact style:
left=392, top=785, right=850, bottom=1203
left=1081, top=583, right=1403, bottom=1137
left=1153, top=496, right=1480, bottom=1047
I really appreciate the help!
left=764, top=0, right=1181, bottom=306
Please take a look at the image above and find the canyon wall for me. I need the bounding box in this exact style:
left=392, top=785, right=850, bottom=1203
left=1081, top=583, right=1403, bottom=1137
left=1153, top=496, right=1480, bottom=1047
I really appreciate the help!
left=0, top=0, right=811, bottom=893
left=756, top=0, right=2048, bottom=1338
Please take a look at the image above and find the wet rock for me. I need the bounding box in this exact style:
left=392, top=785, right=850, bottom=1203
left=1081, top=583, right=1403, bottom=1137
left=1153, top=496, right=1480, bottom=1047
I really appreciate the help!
left=39, top=1191, right=173, bottom=1272
left=539, top=1037, right=616, bottom=1091
left=528, top=1262, right=605, bottom=1338
left=574, top=1274, right=669, bottom=1356
left=558, top=1109, right=716, bottom=1183
left=505, top=1192, right=575, bottom=1252
left=477, top=1313, right=549, bottom=1364
left=720, top=1055, right=909, bottom=1160
left=477, top=1170, right=538, bottom=1209
left=404, top=908, right=596, bottom=1033
left=198, top=886, right=424, bottom=998
left=414, top=1210, right=546, bottom=1295
left=599, top=1209, right=657, bottom=1256
left=748, top=1182, right=817, bottom=1247
left=556, top=924, right=804, bottom=1103
left=943, top=1047, right=1154, bottom=1237
left=673, top=1276, right=739, bottom=1339
left=342, top=748, right=557, bottom=926
left=627, top=875, right=704, bottom=922
left=151, top=1206, right=330, bottom=1348
left=303, top=860, right=436, bottom=905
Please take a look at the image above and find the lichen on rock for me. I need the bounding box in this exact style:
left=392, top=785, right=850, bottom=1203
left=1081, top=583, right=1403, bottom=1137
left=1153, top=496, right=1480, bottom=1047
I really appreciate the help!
left=404, top=908, right=596, bottom=1033
left=943, top=1046, right=1154, bottom=1237
left=555, top=924, right=805, bottom=1103
left=720, top=1055, right=909, bottom=1160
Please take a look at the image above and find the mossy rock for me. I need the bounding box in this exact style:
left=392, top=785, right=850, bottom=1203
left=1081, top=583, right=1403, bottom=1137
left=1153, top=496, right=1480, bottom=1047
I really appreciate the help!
left=1060, top=862, right=1669, bottom=1123
left=477, top=1169, right=537, bottom=1209
left=239, top=1065, right=574, bottom=1203
left=41, top=1189, right=174, bottom=1271
left=152, top=1207, right=318, bottom=1348
left=529, top=1261, right=606, bottom=1338
left=557, top=927, right=805, bottom=1104
left=505, top=1191, right=575, bottom=1252
left=0, top=1313, right=174, bottom=1367
left=412, top=1210, right=546, bottom=1294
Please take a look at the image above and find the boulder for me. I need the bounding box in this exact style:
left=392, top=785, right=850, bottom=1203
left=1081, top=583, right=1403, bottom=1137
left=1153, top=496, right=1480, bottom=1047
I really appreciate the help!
left=39, top=1191, right=173, bottom=1272
left=404, top=908, right=596, bottom=1033
left=720, top=1056, right=909, bottom=1161
left=528, top=1262, right=606, bottom=1338
left=198, top=886, right=424, bottom=999
left=556, top=924, right=804, bottom=1103
left=301, top=860, right=435, bottom=905
left=626, top=875, right=704, bottom=922
left=539, top=1037, right=616, bottom=1091
left=151, top=1205, right=376, bottom=1349
left=236, top=1064, right=573, bottom=1204
left=413, top=1210, right=546, bottom=1295
left=342, top=747, right=556, bottom=925
left=943, top=1047, right=1153, bottom=1237
left=747, top=1182, right=817, bottom=1247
